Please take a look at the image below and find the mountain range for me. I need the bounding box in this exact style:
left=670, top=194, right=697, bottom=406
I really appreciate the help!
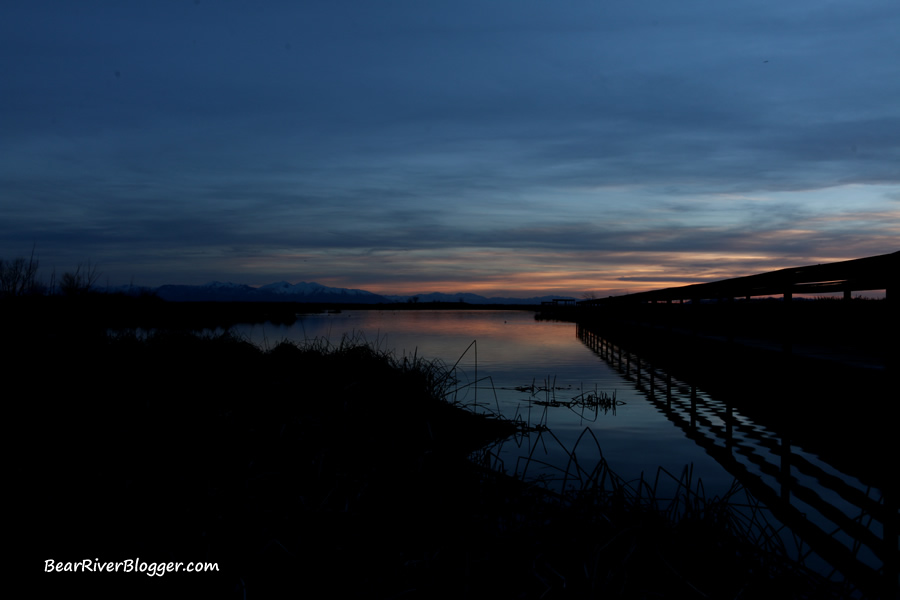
left=118, top=281, right=572, bottom=305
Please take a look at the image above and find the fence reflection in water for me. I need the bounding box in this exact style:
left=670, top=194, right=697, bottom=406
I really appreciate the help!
left=575, top=324, right=897, bottom=599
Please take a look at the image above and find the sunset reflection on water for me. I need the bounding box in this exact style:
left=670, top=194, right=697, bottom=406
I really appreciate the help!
left=234, top=309, right=892, bottom=591
left=235, top=309, right=734, bottom=491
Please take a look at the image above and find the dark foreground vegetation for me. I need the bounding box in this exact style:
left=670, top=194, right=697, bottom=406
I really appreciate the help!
left=10, top=306, right=868, bottom=600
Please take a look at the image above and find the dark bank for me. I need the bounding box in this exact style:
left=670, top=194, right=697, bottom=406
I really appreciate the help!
left=8, top=252, right=898, bottom=598
left=5, top=314, right=879, bottom=598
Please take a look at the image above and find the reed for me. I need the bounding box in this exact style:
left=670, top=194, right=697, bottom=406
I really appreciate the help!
left=14, top=328, right=859, bottom=599
left=473, top=418, right=858, bottom=599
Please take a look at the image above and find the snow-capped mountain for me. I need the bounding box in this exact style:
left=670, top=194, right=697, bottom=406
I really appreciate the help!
left=134, top=280, right=573, bottom=304
left=257, top=281, right=381, bottom=298
left=154, top=281, right=389, bottom=303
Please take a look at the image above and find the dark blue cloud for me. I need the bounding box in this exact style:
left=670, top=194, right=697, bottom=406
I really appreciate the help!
left=1, top=0, right=898, bottom=294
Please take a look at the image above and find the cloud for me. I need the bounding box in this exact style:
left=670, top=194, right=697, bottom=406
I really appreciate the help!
left=1, top=0, right=898, bottom=294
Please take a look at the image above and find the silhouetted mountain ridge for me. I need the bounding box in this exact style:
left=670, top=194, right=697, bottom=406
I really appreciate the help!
left=153, top=281, right=387, bottom=303
left=112, top=281, right=572, bottom=304
left=384, top=291, right=570, bottom=305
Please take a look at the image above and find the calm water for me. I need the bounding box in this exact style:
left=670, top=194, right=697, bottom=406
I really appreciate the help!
left=236, top=310, right=732, bottom=488
left=233, top=309, right=894, bottom=593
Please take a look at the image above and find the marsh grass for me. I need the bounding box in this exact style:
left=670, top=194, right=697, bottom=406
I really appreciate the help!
left=531, top=388, right=622, bottom=421
left=12, top=328, right=859, bottom=599
left=474, top=424, right=857, bottom=599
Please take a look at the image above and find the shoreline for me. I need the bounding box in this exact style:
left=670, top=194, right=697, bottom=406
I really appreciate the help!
left=12, top=323, right=870, bottom=598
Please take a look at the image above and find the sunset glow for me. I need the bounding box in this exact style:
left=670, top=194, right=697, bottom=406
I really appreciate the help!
left=2, top=2, right=898, bottom=298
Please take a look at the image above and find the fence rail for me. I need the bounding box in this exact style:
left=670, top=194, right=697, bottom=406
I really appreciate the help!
left=580, top=251, right=898, bottom=306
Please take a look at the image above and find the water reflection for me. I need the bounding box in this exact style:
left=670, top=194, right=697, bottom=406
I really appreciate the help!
left=577, top=324, right=897, bottom=599
left=234, top=310, right=896, bottom=597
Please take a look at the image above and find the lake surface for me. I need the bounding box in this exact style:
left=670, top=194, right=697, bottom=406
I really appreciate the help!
left=236, top=310, right=730, bottom=485
left=233, top=309, right=894, bottom=595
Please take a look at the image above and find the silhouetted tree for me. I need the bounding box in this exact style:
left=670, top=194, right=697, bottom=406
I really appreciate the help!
left=0, top=248, right=41, bottom=297
left=59, top=261, right=102, bottom=296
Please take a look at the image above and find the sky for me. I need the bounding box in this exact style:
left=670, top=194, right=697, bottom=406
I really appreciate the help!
left=2, top=0, right=898, bottom=298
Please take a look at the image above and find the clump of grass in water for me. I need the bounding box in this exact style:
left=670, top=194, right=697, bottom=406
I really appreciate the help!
left=532, top=387, right=621, bottom=411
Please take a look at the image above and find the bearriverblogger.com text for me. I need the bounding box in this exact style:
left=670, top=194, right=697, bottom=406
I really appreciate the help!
left=45, top=558, right=218, bottom=577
